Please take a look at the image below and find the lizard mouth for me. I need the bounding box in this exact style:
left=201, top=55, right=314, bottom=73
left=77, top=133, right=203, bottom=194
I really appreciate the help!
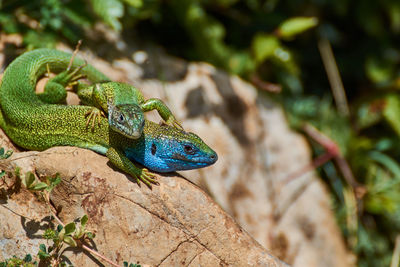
left=170, top=152, right=218, bottom=164
left=113, top=126, right=141, bottom=139
left=126, top=130, right=141, bottom=139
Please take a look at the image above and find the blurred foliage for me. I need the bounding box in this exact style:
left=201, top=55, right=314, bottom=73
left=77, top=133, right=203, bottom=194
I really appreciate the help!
left=1, top=0, right=400, bottom=265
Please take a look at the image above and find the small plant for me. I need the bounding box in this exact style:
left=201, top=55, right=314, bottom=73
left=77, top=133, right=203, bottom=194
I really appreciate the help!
left=38, top=215, right=94, bottom=266
left=123, top=262, right=141, bottom=267
left=0, top=254, right=36, bottom=267
left=22, top=172, right=61, bottom=193
left=0, top=147, right=13, bottom=179
left=124, top=261, right=141, bottom=267
left=0, top=147, right=143, bottom=266
left=0, top=147, right=13, bottom=159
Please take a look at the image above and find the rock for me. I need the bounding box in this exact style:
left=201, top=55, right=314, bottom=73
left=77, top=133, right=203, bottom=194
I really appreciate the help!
left=1, top=147, right=287, bottom=266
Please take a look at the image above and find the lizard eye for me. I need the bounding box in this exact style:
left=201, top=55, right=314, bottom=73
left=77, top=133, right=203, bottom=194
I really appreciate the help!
left=184, top=145, right=195, bottom=155
left=118, top=114, right=124, bottom=123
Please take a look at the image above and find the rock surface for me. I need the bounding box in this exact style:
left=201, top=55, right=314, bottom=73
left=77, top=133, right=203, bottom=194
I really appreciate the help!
left=1, top=147, right=286, bottom=266
left=0, top=36, right=353, bottom=266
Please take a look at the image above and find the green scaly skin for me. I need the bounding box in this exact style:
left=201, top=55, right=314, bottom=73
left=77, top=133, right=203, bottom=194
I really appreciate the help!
left=76, top=81, right=183, bottom=139
left=0, top=48, right=218, bottom=187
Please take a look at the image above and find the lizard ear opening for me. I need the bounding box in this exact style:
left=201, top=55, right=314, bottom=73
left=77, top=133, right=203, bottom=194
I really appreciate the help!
left=151, top=143, right=157, bottom=155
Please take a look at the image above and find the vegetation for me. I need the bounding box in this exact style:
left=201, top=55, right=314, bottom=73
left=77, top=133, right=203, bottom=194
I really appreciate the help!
left=1, top=0, right=400, bottom=265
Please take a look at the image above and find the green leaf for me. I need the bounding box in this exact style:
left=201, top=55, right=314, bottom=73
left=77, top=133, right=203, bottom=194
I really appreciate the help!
left=14, top=167, right=20, bottom=178
left=86, top=232, right=95, bottom=239
left=63, top=236, right=77, bottom=247
left=37, top=250, right=50, bottom=260
left=228, top=52, right=255, bottom=75
left=75, top=228, right=83, bottom=239
left=356, top=99, right=384, bottom=130
left=252, top=34, right=280, bottom=64
left=369, top=151, right=400, bottom=180
left=24, top=172, right=36, bottom=188
left=63, top=7, right=92, bottom=28
left=31, top=182, right=48, bottom=191
left=386, top=2, right=400, bottom=33
left=0, top=14, right=18, bottom=33
left=57, top=224, right=64, bottom=232
left=0, top=147, right=10, bottom=160
left=4, top=150, right=13, bottom=159
left=39, top=244, right=47, bottom=253
left=90, top=0, right=124, bottom=31
left=383, top=94, right=400, bottom=136
left=38, top=244, right=50, bottom=260
left=23, top=30, right=57, bottom=49
left=64, top=222, right=76, bottom=235
left=46, top=175, right=61, bottom=192
left=80, top=215, right=88, bottom=228
left=23, top=254, right=32, bottom=262
left=58, top=227, right=65, bottom=241
left=365, top=57, right=394, bottom=84
left=122, top=0, right=143, bottom=8
left=277, top=17, right=318, bottom=39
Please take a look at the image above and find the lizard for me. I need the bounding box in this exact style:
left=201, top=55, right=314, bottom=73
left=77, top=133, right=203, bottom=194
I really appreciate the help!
left=0, top=48, right=218, bottom=187
left=38, top=46, right=182, bottom=139
left=76, top=81, right=183, bottom=139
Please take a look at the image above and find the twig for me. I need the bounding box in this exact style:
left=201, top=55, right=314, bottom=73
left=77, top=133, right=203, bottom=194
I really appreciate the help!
left=82, top=244, right=121, bottom=267
left=250, top=74, right=282, bottom=93
left=318, top=38, right=350, bottom=116
left=67, top=40, right=82, bottom=71
left=281, top=152, right=333, bottom=185
left=391, top=235, right=400, bottom=267
left=344, top=186, right=358, bottom=247
left=282, top=124, right=366, bottom=199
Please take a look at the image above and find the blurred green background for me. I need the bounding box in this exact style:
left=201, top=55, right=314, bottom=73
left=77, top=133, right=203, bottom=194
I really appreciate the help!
left=1, top=0, right=400, bottom=266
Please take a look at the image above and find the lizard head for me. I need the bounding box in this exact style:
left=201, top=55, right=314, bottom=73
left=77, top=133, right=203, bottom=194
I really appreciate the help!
left=108, top=103, right=145, bottom=139
left=126, top=121, right=218, bottom=172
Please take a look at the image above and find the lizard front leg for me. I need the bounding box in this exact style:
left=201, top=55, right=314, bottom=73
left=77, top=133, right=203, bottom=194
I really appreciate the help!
left=140, top=98, right=183, bottom=130
left=106, top=147, right=158, bottom=188
left=77, top=83, right=107, bottom=131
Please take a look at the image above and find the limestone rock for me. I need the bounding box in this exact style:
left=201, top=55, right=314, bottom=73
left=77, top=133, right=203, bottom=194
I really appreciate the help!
left=1, top=147, right=286, bottom=266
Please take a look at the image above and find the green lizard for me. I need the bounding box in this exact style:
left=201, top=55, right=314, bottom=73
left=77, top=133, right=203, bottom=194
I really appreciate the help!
left=76, top=81, right=183, bottom=139
left=0, top=48, right=217, bottom=187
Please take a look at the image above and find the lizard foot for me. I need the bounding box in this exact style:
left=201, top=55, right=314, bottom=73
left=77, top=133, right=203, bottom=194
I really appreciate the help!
left=64, top=64, right=87, bottom=88
left=85, top=107, right=105, bottom=131
left=165, top=116, right=184, bottom=130
left=135, top=168, right=159, bottom=188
